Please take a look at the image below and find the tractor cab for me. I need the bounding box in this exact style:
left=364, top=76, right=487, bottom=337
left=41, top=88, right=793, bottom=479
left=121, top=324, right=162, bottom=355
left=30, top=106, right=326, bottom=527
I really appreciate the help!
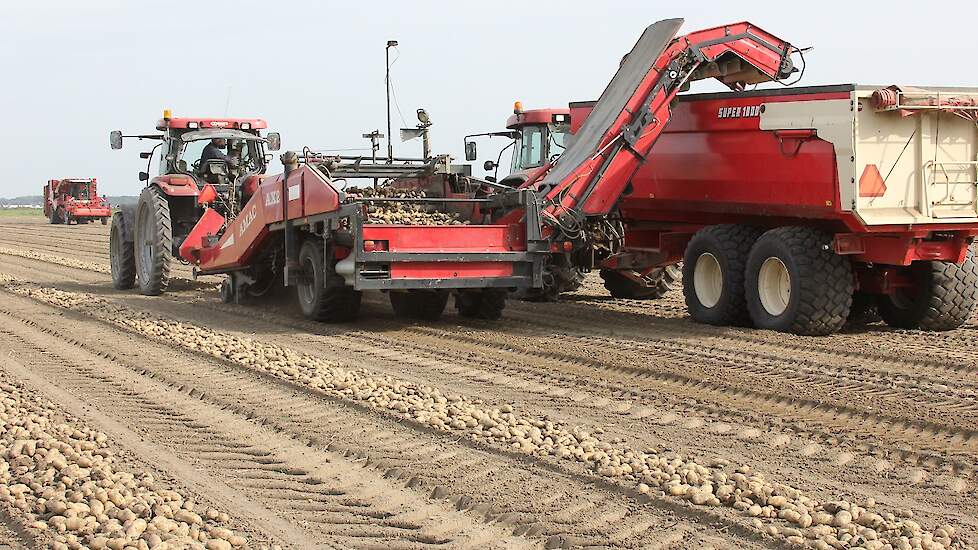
left=464, top=103, right=571, bottom=188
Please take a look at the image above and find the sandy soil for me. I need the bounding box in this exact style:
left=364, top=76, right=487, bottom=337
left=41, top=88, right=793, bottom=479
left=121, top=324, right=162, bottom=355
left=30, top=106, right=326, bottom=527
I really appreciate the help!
left=0, top=215, right=974, bottom=550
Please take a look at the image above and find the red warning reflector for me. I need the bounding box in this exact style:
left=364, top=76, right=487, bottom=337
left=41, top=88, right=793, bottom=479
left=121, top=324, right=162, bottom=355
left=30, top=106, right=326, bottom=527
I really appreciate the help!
left=859, top=165, right=886, bottom=198
left=198, top=184, right=218, bottom=205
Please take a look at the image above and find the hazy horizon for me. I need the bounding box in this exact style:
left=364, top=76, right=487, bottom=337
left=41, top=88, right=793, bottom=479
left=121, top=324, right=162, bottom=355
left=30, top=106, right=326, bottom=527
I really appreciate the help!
left=2, top=0, right=977, bottom=198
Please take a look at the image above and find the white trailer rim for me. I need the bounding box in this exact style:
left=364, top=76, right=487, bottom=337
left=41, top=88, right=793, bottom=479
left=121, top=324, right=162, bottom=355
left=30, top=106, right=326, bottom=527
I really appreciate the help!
left=758, top=257, right=791, bottom=316
left=693, top=253, right=723, bottom=308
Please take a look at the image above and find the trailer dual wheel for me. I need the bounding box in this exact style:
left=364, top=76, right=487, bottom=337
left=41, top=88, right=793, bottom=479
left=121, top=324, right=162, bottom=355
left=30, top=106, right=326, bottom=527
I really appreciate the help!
left=745, top=227, right=853, bottom=336
left=683, top=225, right=760, bottom=326
left=109, top=210, right=136, bottom=290
left=456, top=289, right=507, bottom=320
left=390, top=290, right=450, bottom=321
left=876, top=248, right=978, bottom=331
left=296, top=239, right=361, bottom=322
left=134, top=187, right=172, bottom=296
left=601, top=265, right=680, bottom=300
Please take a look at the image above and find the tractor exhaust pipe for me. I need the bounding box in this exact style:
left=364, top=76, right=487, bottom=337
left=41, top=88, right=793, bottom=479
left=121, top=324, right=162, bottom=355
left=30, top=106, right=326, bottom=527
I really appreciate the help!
left=281, top=151, right=299, bottom=286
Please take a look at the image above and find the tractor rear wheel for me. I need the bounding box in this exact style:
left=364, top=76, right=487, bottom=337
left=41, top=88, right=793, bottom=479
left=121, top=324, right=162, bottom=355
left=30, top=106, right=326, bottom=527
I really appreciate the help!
left=876, top=249, right=978, bottom=331
left=683, top=225, right=761, bottom=326
left=296, top=239, right=361, bottom=322
left=745, top=227, right=853, bottom=335
left=601, top=265, right=680, bottom=300
left=134, top=187, right=172, bottom=296
left=390, top=290, right=450, bottom=320
left=456, top=289, right=507, bottom=320
left=109, top=211, right=136, bottom=290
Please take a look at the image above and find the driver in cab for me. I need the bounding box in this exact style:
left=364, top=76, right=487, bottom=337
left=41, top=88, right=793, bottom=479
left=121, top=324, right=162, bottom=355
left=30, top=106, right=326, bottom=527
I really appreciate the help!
left=200, top=138, right=239, bottom=168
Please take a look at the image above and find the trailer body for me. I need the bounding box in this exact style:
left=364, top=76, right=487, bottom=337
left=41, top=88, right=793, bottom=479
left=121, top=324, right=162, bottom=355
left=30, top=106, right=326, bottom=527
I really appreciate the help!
left=43, top=178, right=112, bottom=225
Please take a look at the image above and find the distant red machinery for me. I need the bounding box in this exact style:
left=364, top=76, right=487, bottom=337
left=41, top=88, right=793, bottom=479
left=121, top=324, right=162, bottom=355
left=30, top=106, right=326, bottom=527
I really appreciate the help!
left=43, top=178, right=112, bottom=225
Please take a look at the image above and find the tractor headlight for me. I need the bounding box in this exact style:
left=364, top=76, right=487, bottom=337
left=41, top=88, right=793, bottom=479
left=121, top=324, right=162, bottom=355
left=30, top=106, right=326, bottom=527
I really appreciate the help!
left=187, top=122, right=199, bottom=129
left=239, top=122, right=251, bottom=130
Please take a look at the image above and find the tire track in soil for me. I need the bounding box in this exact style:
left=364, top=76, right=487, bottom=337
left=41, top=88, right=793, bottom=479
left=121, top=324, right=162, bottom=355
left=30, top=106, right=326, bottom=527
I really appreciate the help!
left=1, top=248, right=975, bottom=509
left=0, top=300, right=531, bottom=550
left=0, top=289, right=775, bottom=550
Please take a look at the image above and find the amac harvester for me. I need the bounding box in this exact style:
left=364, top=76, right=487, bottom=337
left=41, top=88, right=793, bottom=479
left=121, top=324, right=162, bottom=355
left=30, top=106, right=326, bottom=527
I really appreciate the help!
left=165, top=19, right=801, bottom=323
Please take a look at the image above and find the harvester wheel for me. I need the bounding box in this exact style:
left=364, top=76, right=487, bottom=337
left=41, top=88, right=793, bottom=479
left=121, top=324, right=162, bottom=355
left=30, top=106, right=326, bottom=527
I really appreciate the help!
left=601, top=265, right=680, bottom=300
left=220, top=278, right=235, bottom=304
left=49, top=208, right=61, bottom=225
left=296, top=239, right=361, bottom=322
left=134, top=187, right=172, bottom=296
left=109, top=211, right=136, bottom=290
left=514, top=260, right=586, bottom=302
left=745, top=227, right=853, bottom=335
left=683, top=224, right=761, bottom=326
left=876, top=248, right=978, bottom=331
left=456, top=289, right=507, bottom=320
left=101, top=217, right=108, bottom=225
left=390, top=290, right=450, bottom=320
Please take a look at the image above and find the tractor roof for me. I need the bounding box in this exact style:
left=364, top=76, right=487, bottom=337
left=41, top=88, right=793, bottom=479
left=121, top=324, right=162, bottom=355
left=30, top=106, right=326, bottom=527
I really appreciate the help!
left=506, top=108, right=570, bottom=129
left=156, top=117, right=268, bottom=131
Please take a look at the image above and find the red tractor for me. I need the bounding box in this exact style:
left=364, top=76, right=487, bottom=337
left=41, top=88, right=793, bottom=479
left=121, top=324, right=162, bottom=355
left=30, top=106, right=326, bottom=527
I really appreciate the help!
left=107, top=111, right=281, bottom=295
left=43, top=178, right=112, bottom=225
left=464, top=105, right=680, bottom=301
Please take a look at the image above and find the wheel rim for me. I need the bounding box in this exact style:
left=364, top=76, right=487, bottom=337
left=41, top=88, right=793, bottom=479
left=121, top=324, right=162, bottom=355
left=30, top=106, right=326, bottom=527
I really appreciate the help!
left=693, top=253, right=723, bottom=308
left=757, top=257, right=791, bottom=316
left=138, top=206, right=155, bottom=282
left=297, top=255, right=316, bottom=307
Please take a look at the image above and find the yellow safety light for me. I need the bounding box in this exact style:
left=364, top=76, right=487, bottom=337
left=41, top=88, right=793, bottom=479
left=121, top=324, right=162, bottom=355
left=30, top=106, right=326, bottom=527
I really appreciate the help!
left=513, top=101, right=523, bottom=114
left=163, top=109, right=173, bottom=120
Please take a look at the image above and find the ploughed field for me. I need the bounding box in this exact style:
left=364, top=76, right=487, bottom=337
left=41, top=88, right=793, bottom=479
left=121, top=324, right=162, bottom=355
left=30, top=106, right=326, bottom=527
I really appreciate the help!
left=0, top=215, right=975, bottom=550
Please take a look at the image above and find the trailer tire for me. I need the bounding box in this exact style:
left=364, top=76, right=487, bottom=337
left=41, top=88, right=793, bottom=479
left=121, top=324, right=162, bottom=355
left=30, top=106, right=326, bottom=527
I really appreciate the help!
left=683, top=225, right=761, bottom=326
left=296, top=239, right=361, bottom=322
left=601, top=265, right=680, bottom=300
left=390, top=290, right=450, bottom=320
left=456, top=289, right=507, bottom=320
left=745, top=227, right=853, bottom=335
left=876, top=249, right=978, bottom=331
left=109, top=211, right=136, bottom=290
left=134, top=187, right=172, bottom=296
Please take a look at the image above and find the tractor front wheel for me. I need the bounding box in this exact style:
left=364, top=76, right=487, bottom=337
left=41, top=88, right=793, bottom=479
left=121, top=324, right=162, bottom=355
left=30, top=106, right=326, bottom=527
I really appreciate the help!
left=295, top=239, right=361, bottom=322
left=109, top=211, right=136, bottom=290
left=134, top=187, right=172, bottom=296
left=390, top=290, right=450, bottom=320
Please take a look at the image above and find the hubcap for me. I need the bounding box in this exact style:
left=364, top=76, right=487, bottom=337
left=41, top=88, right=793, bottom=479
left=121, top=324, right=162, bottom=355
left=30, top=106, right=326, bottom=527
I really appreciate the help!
left=693, top=253, right=723, bottom=308
left=758, top=257, right=791, bottom=316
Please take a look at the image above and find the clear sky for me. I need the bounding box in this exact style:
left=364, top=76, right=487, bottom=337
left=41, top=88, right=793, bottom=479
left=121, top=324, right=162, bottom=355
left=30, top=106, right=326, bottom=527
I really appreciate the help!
left=1, top=0, right=976, bottom=197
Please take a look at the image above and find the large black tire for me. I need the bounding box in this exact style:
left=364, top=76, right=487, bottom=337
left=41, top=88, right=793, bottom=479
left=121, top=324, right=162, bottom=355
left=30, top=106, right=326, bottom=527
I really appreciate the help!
left=134, top=187, right=172, bottom=296
left=49, top=208, right=61, bottom=225
left=109, top=210, right=136, bottom=290
left=390, top=290, right=450, bottom=321
left=456, top=289, right=507, bottom=320
left=62, top=208, right=71, bottom=225
left=601, top=265, right=680, bottom=300
left=683, top=225, right=761, bottom=326
left=876, top=249, right=978, bottom=331
left=296, top=239, right=361, bottom=322
left=745, top=227, right=853, bottom=336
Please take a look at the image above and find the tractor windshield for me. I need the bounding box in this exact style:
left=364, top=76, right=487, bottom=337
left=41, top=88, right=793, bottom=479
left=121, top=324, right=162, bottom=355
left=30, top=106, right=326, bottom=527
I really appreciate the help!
left=175, top=135, right=265, bottom=176
left=509, top=123, right=572, bottom=174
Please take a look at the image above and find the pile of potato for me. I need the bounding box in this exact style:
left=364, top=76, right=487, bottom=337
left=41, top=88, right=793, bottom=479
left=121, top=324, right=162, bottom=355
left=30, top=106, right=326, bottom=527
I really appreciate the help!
left=4, top=278, right=971, bottom=550
left=0, top=248, right=108, bottom=274
left=0, top=372, right=254, bottom=550
left=344, top=186, right=467, bottom=226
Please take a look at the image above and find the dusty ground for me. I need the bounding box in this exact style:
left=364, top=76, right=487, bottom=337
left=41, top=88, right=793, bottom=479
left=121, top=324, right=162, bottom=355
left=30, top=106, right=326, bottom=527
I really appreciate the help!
left=0, top=215, right=975, bottom=549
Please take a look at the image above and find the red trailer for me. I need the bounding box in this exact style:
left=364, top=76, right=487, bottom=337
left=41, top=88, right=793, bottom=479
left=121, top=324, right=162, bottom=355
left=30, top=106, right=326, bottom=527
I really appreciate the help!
left=510, top=84, right=978, bottom=334
left=43, top=178, right=112, bottom=225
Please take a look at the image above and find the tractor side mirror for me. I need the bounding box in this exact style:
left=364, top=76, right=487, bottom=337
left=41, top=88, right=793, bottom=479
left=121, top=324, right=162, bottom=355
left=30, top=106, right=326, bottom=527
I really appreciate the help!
left=139, top=152, right=153, bottom=159
left=464, top=141, right=477, bottom=161
left=483, top=160, right=497, bottom=171
left=138, top=172, right=149, bottom=182
left=110, top=131, right=123, bottom=150
left=266, top=132, right=281, bottom=151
